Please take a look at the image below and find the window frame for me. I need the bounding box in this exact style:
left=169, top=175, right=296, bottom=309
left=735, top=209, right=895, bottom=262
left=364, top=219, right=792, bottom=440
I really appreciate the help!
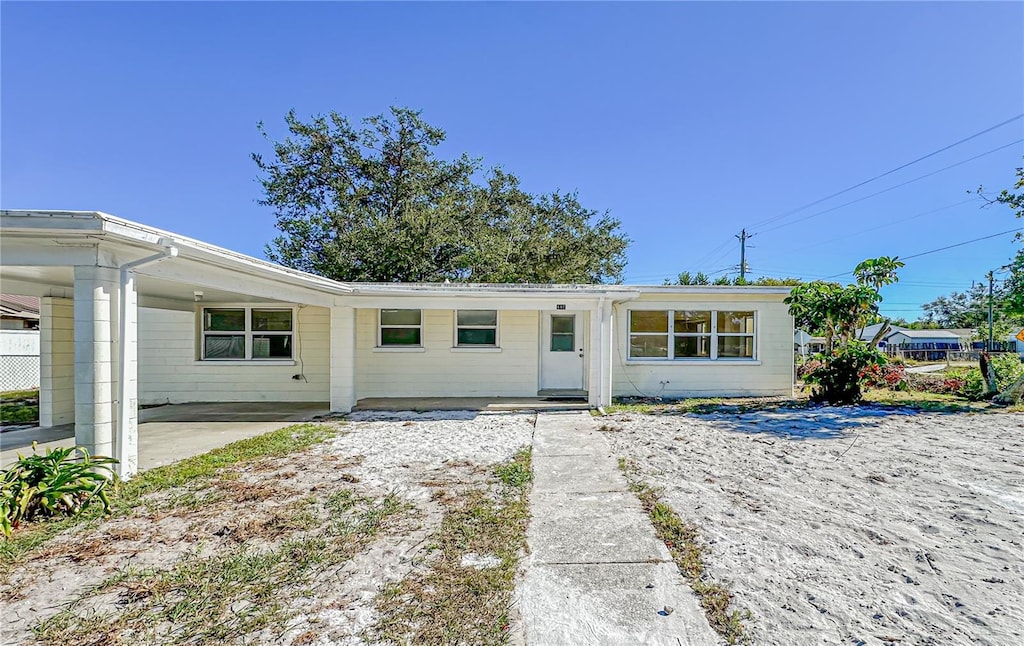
left=378, top=309, right=423, bottom=347
left=627, top=309, right=757, bottom=361
left=199, top=305, right=296, bottom=362
left=454, top=309, right=499, bottom=348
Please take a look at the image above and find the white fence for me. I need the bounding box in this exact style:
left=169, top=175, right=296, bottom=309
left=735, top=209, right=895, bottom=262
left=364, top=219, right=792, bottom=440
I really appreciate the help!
left=0, top=329, right=40, bottom=391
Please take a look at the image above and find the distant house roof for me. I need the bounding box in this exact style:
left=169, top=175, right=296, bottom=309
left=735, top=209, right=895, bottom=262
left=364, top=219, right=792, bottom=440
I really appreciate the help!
left=890, top=329, right=963, bottom=340
left=0, top=294, right=39, bottom=320
left=859, top=322, right=907, bottom=341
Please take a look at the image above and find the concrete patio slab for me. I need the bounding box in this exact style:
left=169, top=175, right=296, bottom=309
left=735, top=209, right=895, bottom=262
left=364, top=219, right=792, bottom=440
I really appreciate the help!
left=353, top=397, right=590, bottom=412
left=520, top=561, right=721, bottom=646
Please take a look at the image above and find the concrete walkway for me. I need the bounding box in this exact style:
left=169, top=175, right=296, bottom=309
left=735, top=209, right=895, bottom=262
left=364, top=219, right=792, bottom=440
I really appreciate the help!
left=519, top=412, right=719, bottom=646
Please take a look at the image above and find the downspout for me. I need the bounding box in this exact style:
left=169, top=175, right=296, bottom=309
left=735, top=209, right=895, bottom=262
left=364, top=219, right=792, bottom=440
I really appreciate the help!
left=116, top=238, right=178, bottom=477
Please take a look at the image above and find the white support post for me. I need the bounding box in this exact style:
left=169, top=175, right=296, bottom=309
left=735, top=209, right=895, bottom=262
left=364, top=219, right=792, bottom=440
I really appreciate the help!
left=330, top=306, right=357, bottom=413
left=73, top=265, right=120, bottom=461
left=39, top=296, right=75, bottom=427
left=588, top=303, right=602, bottom=408
left=600, top=299, right=614, bottom=408
left=116, top=270, right=140, bottom=476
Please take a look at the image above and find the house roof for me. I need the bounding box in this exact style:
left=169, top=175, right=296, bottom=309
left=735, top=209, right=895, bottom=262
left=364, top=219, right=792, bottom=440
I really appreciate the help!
left=0, top=294, right=39, bottom=319
left=891, top=329, right=963, bottom=340
left=0, top=210, right=795, bottom=304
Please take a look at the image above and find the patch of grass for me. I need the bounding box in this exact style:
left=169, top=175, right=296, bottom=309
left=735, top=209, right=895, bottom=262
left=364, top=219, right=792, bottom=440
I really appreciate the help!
left=619, top=458, right=750, bottom=645
left=604, top=396, right=809, bottom=416
left=1, top=388, right=39, bottom=401
left=861, top=389, right=985, bottom=412
left=0, top=402, right=38, bottom=423
left=32, top=491, right=407, bottom=644
left=0, top=422, right=341, bottom=573
left=370, top=447, right=532, bottom=645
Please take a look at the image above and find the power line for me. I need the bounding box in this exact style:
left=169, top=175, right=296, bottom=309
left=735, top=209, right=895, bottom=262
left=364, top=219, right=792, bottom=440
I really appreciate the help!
left=745, top=113, right=1024, bottom=231
left=754, top=139, right=1023, bottom=235
left=777, top=198, right=975, bottom=256
left=826, top=227, right=1023, bottom=278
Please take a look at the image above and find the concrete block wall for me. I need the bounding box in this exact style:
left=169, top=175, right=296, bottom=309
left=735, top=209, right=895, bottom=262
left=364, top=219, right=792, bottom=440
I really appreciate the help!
left=39, top=297, right=74, bottom=426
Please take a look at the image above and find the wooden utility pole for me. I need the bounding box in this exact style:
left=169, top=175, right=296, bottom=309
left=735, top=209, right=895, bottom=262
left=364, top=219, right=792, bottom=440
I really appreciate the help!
left=987, top=270, right=994, bottom=351
left=736, top=229, right=750, bottom=280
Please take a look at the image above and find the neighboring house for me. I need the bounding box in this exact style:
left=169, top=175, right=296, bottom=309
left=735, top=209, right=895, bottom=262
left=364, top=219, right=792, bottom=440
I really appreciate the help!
left=886, top=330, right=966, bottom=349
left=0, top=294, right=39, bottom=329
left=858, top=322, right=907, bottom=345
left=0, top=210, right=795, bottom=476
left=0, top=294, right=40, bottom=391
left=794, top=330, right=825, bottom=356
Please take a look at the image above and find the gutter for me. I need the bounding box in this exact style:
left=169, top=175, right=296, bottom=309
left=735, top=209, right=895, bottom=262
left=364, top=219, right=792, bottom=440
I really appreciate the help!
left=116, top=237, right=178, bottom=477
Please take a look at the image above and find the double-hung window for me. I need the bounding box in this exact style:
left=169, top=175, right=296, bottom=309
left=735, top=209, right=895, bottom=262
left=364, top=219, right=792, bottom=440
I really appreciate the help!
left=455, top=310, right=498, bottom=347
left=628, top=310, right=755, bottom=360
left=202, top=307, right=293, bottom=360
left=379, top=309, right=422, bottom=346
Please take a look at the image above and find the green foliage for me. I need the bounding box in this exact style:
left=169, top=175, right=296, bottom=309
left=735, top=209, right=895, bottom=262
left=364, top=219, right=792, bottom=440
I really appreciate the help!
left=920, top=281, right=1016, bottom=332
left=952, top=354, right=1024, bottom=400
left=785, top=280, right=881, bottom=349
left=255, top=107, right=629, bottom=283
left=802, top=341, right=888, bottom=404
left=668, top=272, right=801, bottom=286
left=1, top=444, right=118, bottom=538
left=853, top=256, right=904, bottom=290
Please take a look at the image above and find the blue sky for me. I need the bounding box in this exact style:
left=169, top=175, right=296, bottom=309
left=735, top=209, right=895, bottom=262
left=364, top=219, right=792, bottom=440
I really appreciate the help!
left=3, top=1, right=1023, bottom=319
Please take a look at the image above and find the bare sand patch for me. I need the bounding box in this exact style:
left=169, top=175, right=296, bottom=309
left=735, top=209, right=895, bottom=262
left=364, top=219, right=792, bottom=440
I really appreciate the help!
left=0, top=411, right=534, bottom=645
left=605, top=407, right=1024, bottom=646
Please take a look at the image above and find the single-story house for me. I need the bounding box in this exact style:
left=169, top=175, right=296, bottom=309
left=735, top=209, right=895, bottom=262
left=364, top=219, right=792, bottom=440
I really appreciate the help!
left=885, top=329, right=965, bottom=349
left=1, top=293, right=39, bottom=330
left=0, top=210, right=795, bottom=476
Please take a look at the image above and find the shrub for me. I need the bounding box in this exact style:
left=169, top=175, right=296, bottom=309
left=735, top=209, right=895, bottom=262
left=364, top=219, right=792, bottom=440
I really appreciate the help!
left=0, top=444, right=118, bottom=538
left=796, top=359, right=823, bottom=380
left=860, top=362, right=906, bottom=389
left=904, top=371, right=966, bottom=395
left=803, top=341, right=887, bottom=405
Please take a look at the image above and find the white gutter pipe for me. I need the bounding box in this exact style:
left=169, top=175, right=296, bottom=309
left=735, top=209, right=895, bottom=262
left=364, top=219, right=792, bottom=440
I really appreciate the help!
left=116, top=237, right=178, bottom=477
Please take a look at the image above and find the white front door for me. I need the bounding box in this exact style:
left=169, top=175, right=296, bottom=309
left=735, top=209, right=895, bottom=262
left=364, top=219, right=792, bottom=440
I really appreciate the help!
left=540, top=311, right=585, bottom=391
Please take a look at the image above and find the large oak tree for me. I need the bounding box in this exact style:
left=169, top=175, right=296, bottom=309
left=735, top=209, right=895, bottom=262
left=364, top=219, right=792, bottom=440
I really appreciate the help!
left=254, top=107, right=629, bottom=283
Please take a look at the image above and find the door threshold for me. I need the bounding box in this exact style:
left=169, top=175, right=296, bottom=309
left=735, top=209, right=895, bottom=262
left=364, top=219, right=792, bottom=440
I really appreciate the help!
left=537, top=389, right=588, bottom=399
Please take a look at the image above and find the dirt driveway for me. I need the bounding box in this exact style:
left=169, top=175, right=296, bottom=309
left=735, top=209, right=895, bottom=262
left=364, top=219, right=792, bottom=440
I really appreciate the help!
left=604, top=407, right=1024, bottom=646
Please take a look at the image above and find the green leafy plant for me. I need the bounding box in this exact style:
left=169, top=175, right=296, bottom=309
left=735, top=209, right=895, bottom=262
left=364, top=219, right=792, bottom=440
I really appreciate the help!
left=803, top=342, right=888, bottom=404
left=1, top=443, right=118, bottom=538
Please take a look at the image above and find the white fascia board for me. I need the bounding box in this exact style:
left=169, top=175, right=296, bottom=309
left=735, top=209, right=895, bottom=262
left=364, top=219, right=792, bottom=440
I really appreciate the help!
left=0, top=210, right=106, bottom=232
left=346, top=293, right=613, bottom=310
left=634, top=285, right=794, bottom=296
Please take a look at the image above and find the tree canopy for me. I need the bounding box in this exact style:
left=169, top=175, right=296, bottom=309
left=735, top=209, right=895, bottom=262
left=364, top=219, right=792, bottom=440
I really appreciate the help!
left=253, top=107, right=630, bottom=283
left=665, top=272, right=802, bottom=286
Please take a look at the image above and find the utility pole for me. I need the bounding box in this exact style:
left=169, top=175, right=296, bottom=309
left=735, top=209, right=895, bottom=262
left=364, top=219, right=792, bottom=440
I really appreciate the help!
left=987, top=270, right=995, bottom=351
left=736, top=229, right=750, bottom=280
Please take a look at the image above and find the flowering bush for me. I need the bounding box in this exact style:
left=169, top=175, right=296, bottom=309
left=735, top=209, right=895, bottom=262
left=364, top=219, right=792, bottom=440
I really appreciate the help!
left=802, top=342, right=888, bottom=404
left=796, top=359, right=823, bottom=380
left=859, top=362, right=906, bottom=390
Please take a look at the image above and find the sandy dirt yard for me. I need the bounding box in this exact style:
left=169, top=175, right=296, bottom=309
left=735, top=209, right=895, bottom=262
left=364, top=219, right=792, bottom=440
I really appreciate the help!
left=0, top=410, right=534, bottom=645
left=605, top=407, right=1023, bottom=646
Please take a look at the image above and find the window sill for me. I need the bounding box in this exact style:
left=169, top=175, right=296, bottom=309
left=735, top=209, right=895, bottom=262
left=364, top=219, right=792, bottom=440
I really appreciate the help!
left=450, top=346, right=502, bottom=353
left=373, top=346, right=427, bottom=353
left=625, top=359, right=762, bottom=366
left=192, top=359, right=297, bottom=366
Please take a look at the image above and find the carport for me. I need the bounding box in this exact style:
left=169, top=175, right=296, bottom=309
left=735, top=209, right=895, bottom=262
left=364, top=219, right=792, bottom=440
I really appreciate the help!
left=0, top=211, right=354, bottom=477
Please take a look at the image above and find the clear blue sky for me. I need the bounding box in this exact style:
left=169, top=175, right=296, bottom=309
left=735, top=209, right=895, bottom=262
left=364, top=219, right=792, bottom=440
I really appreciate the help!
left=3, top=1, right=1023, bottom=320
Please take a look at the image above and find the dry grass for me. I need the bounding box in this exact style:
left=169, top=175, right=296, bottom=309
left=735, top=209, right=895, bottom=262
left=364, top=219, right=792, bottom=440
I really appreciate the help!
left=619, top=457, right=750, bottom=645
left=368, top=448, right=533, bottom=645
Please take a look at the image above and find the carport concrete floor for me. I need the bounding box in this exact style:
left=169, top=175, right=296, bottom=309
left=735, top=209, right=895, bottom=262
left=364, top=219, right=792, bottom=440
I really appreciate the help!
left=0, top=402, right=331, bottom=470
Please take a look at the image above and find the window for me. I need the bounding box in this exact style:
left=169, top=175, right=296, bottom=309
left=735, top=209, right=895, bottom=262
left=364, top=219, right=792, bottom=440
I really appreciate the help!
left=379, top=309, right=422, bottom=346
left=456, top=310, right=498, bottom=346
left=202, top=307, right=293, bottom=360
left=550, top=314, right=576, bottom=352
left=628, top=310, right=755, bottom=360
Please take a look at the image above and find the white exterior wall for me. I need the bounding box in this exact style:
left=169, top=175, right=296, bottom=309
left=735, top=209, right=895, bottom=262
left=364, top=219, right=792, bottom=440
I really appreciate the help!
left=138, top=305, right=331, bottom=404
left=0, top=329, right=40, bottom=391
left=355, top=308, right=540, bottom=398
left=39, top=297, right=74, bottom=425
left=613, top=293, right=794, bottom=398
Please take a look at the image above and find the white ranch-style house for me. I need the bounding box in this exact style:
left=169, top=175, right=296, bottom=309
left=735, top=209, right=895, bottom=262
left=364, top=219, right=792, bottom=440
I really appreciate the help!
left=0, top=211, right=795, bottom=476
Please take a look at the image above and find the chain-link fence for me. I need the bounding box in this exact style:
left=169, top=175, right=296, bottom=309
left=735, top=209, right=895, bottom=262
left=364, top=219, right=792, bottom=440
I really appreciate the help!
left=0, top=354, right=39, bottom=392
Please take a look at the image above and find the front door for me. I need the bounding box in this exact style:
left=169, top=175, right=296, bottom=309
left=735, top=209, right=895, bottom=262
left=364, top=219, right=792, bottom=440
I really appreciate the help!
left=540, top=311, right=585, bottom=391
